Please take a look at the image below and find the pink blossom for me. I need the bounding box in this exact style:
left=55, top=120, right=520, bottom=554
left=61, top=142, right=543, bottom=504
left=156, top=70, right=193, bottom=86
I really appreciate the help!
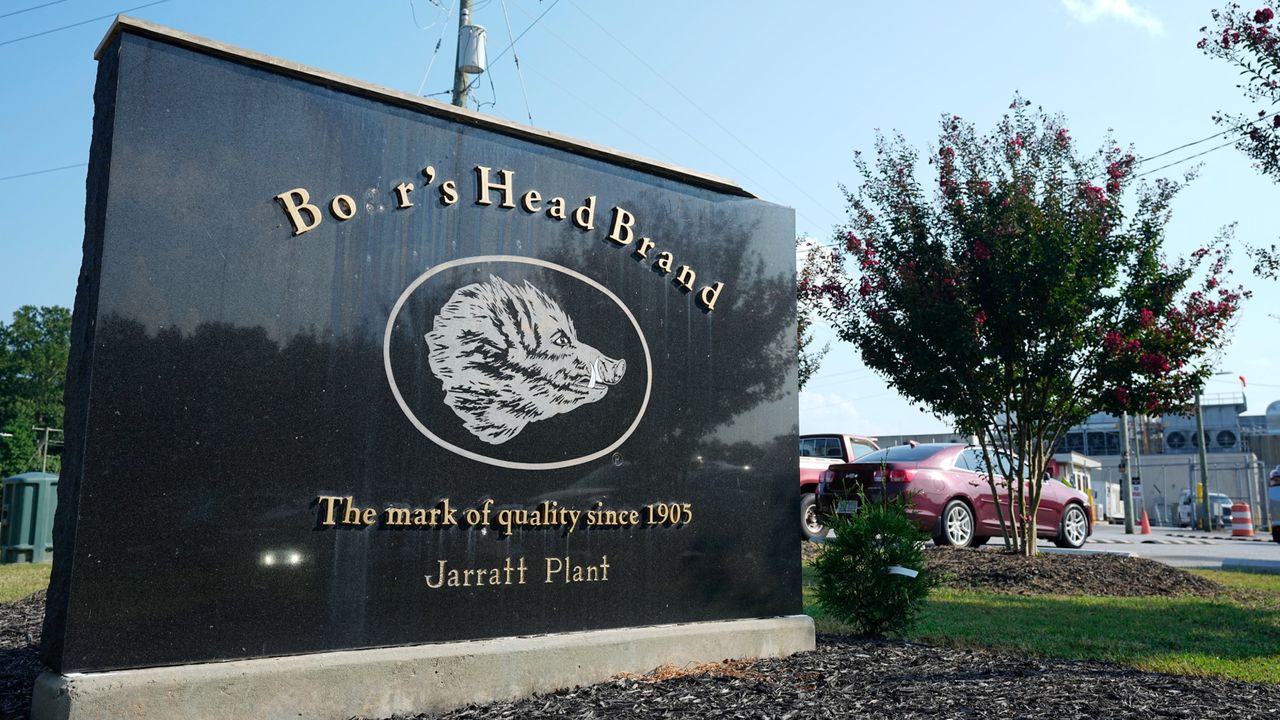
left=975, top=309, right=987, bottom=325
left=973, top=240, right=992, bottom=261
left=1140, top=352, right=1171, bottom=374
left=1139, top=308, right=1155, bottom=327
left=1111, top=386, right=1130, bottom=406
left=1103, top=331, right=1124, bottom=353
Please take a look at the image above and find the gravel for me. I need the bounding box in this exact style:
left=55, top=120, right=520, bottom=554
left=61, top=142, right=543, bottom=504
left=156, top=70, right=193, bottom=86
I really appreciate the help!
left=3, top=550, right=1273, bottom=719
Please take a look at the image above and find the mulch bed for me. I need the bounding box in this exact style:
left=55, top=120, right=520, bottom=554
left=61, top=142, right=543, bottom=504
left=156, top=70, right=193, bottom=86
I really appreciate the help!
left=0, top=590, right=44, bottom=720
left=921, top=545, right=1224, bottom=597
left=0, top=550, right=1270, bottom=719
left=417, top=635, right=1280, bottom=719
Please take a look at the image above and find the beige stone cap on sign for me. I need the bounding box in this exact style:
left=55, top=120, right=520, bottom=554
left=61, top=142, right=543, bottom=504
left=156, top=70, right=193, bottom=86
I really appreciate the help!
left=94, top=16, right=756, bottom=199
left=32, top=615, right=816, bottom=720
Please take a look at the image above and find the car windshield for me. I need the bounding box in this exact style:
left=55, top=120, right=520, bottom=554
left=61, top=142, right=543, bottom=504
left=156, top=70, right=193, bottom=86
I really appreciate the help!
left=855, top=445, right=947, bottom=463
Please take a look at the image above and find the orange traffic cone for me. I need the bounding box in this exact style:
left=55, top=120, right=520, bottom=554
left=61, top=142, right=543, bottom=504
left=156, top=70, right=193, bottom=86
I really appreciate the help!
left=1140, top=510, right=1152, bottom=535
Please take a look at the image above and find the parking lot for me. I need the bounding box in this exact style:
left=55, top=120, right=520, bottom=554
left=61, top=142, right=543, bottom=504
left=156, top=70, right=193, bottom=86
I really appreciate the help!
left=1083, top=522, right=1280, bottom=570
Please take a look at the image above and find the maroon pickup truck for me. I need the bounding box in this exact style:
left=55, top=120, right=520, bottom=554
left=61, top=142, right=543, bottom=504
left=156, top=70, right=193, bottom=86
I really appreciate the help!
left=799, top=433, right=878, bottom=540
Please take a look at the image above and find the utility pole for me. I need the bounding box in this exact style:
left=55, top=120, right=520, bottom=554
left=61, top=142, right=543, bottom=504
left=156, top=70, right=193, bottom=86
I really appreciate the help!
left=1131, top=414, right=1146, bottom=525
left=1194, top=393, right=1212, bottom=531
left=31, top=426, right=61, bottom=473
left=1120, top=412, right=1135, bottom=533
left=451, top=0, right=475, bottom=108
left=1257, top=461, right=1272, bottom=530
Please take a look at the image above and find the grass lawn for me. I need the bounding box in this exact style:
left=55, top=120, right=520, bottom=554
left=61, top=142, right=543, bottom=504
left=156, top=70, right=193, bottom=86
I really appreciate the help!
left=0, top=562, right=50, bottom=603
left=803, top=566, right=1280, bottom=684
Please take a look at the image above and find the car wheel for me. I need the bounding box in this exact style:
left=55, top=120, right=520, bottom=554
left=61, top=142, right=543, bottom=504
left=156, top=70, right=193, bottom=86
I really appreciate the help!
left=935, top=500, right=975, bottom=547
left=801, top=493, right=827, bottom=541
left=1054, top=504, right=1089, bottom=549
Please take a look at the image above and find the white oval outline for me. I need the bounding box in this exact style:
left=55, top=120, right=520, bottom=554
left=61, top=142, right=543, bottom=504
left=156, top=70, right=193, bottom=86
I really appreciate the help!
left=383, top=255, right=653, bottom=471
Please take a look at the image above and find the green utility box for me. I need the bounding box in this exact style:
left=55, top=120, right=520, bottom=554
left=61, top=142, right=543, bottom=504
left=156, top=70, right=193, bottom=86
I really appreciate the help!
left=1, top=472, right=58, bottom=563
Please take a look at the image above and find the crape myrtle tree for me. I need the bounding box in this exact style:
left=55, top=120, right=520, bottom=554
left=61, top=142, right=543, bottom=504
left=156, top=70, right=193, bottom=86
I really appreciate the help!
left=814, top=99, right=1247, bottom=554
left=797, top=237, right=840, bottom=389
left=1200, top=3, right=1280, bottom=279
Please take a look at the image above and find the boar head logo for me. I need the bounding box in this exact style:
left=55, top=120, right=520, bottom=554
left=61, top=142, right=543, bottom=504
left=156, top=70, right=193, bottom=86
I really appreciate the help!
left=425, top=275, right=626, bottom=444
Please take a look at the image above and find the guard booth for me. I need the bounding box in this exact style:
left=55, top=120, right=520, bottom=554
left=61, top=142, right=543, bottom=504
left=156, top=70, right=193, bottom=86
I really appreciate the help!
left=1, top=471, right=58, bottom=563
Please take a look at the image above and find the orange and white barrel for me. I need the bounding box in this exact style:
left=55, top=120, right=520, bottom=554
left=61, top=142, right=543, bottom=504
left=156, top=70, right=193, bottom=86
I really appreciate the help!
left=1232, top=501, right=1254, bottom=537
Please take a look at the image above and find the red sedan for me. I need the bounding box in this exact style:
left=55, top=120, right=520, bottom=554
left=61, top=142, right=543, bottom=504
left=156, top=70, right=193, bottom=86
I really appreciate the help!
left=815, top=443, right=1091, bottom=548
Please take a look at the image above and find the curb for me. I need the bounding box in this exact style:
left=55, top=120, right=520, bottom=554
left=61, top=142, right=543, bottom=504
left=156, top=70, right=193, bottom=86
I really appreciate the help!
left=1039, top=547, right=1137, bottom=558
left=1221, top=558, right=1280, bottom=574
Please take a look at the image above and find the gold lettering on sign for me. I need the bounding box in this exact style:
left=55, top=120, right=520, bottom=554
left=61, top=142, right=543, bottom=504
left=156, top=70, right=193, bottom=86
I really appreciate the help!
left=697, top=282, right=725, bottom=311
left=272, top=163, right=735, bottom=311
left=544, top=555, right=610, bottom=583
left=572, top=196, right=596, bottom=230
left=425, top=557, right=528, bottom=588
left=606, top=206, right=635, bottom=246
left=393, top=182, right=415, bottom=208
left=275, top=188, right=323, bottom=236
left=474, top=166, right=516, bottom=208
left=439, top=180, right=458, bottom=206
left=330, top=195, right=357, bottom=221
left=673, top=265, right=696, bottom=292
left=314, top=496, right=377, bottom=526
left=545, top=196, right=567, bottom=220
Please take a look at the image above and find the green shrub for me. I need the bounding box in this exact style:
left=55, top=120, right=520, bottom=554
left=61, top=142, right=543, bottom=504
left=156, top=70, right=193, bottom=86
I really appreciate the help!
left=812, top=489, right=936, bottom=636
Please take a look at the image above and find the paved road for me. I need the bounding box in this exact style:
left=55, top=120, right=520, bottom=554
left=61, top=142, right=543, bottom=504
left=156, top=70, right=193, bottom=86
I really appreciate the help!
left=1083, top=521, right=1280, bottom=569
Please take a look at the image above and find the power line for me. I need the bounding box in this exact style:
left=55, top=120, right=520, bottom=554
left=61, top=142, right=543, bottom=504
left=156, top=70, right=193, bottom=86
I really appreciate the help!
left=503, top=0, right=834, bottom=234
left=0, top=0, right=173, bottom=47
left=1132, top=136, right=1242, bottom=179
left=0, top=0, right=70, bottom=21
left=1135, top=110, right=1280, bottom=166
left=407, top=0, right=449, bottom=31
left=567, top=0, right=846, bottom=226
left=428, top=0, right=555, bottom=110
left=802, top=119, right=1278, bottom=255
left=485, top=0, right=560, bottom=69
left=499, top=0, right=533, bottom=125
left=0, top=162, right=85, bottom=183
left=414, top=0, right=455, bottom=95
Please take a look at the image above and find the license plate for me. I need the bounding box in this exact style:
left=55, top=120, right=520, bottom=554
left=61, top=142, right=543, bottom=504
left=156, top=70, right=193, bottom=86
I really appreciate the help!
left=836, top=500, right=859, bottom=515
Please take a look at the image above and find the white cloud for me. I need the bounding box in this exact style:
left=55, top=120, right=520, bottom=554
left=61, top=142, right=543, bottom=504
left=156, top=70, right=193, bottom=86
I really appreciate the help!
left=799, top=390, right=868, bottom=434
left=1062, top=0, right=1164, bottom=35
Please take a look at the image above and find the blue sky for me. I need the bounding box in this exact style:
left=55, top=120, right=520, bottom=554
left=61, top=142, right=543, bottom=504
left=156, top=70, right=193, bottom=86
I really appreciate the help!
left=1, top=0, right=1277, bottom=435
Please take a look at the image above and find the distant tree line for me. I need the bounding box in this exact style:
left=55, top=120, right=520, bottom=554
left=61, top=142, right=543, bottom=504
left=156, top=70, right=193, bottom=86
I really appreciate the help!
left=0, top=305, right=70, bottom=477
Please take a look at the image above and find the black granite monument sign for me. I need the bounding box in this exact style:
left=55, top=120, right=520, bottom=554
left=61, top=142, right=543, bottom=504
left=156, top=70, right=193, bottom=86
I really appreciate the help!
left=42, top=18, right=799, bottom=675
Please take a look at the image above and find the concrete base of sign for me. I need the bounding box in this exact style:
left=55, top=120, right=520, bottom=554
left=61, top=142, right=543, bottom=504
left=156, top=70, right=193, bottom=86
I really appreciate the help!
left=32, top=615, right=815, bottom=720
